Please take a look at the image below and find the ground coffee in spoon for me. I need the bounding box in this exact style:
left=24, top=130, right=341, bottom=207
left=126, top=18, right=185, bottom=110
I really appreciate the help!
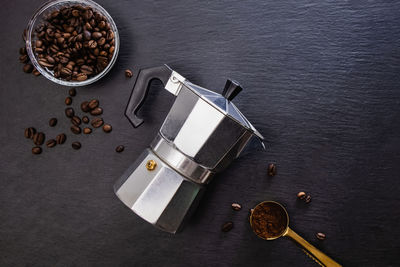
left=251, top=202, right=288, bottom=239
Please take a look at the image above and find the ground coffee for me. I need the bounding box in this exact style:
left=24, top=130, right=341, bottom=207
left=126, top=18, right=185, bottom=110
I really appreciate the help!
left=250, top=202, right=288, bottom=239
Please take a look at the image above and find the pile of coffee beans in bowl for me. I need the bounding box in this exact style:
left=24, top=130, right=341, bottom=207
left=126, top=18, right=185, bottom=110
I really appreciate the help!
left=30, top=3, right=116, bottom=82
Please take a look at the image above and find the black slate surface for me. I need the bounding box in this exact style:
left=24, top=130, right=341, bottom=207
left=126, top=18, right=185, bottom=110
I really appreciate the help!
left=1, top=0, right=400, bottom=266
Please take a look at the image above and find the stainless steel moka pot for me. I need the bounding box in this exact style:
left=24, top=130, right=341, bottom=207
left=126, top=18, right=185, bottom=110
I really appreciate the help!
left=114, top=65, right=264, bottom=233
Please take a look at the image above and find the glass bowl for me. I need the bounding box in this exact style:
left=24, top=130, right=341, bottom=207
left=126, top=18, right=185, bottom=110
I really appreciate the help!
left=26, top=0, right=120, bottom=87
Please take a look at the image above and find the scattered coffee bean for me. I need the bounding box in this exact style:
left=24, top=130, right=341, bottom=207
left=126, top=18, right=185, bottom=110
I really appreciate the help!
left=267, top=163, right=276, bottom=176
left=305, top=195, right=312, bottom=203
left=24, top=127, right=36, bottom=139
left=103, top=124, right=112, bottom=133
left=19, top=54, right=29, bottom=63
left=71, top=116, right=81, bottom=126
left=115, top=145, right=124, bottom=153
left=83, top=127, right=92, bottom=134
left=125, top=69, right=133, bottom=78
left=46, top=139, right=57, bottom=148
left=90, top=107, right=103, bottom=115
left=70, top=125, right=81, bottom=134
left=31, top=5, right=116, bottom=82
left=33, top=132, right=45, bottom=145
left=221, top=221, right=234, bottom=232
left=81, top=101, right=90, bottom=112
left=69, top=88, right=76, bottom=97
left=32, top=69, right=41, bottom=76
left=65, top=97, right=72, bottom=105
left=49, top=118, right=57, bottom=127
left=65, top=107, right=75, bottom=118
left=91, top=117, right=104, bottom=128
left=231, top=203, right=242, bottom=211
left=72, top=141, right=81, bottom=150
left=88, top=99, right=99, bottom=109
left=297, top=192, right=306, bottom=200
left=32, top=146, right=42, bottom=155
left=23, top=64, right=33, bottom=73
left=316, top=232, right=326, bottom=240
left=82, top=116, right=89, bottom=123
left=56, top=133, right=66, bottom=144
left=19, top=47, right=27, bottom=55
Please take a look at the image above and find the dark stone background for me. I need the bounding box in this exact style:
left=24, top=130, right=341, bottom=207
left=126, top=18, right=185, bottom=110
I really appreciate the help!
left=1, top=0, right=400, bottom=266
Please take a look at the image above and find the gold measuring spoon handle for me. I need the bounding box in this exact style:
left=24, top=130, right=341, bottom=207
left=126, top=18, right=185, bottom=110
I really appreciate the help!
left=284, top=227, right=342, bottom=267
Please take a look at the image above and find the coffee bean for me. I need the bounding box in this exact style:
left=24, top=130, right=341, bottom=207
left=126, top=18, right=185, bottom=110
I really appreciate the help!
left=71, top=116, right=81, bottom=126
left=56, top=133, right=66, bottom=144
left=305, top=195, right=312, bottom=203
left=125, top=69, right=133, bottom=78
left=33, top=132, right=45, bottom=145
left=32, top=146, right=42, bottom=155
left=72, top=141, right=81, bottom=150
left=115, top=145, right=124, bottom=153
left=91, top=118, right=104, bottom=128
left=65, top=107, right=75, bottom=118
left=82, top=116, right=89, bottom=123
left=297, top=192, right=306, bottom=200
left=81, top=101, right=90, bottom=112
left=68, top=88, right=76, bottom=96
left=24, top=127, right=36, bottom=139
left=23, top=64, right=33, bottom=73
left=70, top=125, right=81, bottom=134
left=88, top=99, right=99, bottom=109
left=32, top=69, right=41, bottom=76
left=267, top=163, right=276, bottom=176
left=46, top=139, right=56, bottom=148
left=49, top=118, right=57, bottom=127
left=231, top=203, right=242, bottom=211
left=88, top=40, right=97, bottom=49
left=83, top=127, right=92, bottom=134
left=89, top=107, right=102, bottom=116
left=102, top=124, right=112, bottom=133
left=76, top=73, right=87, bottom=81
left=316, top=232, right=326, bottom=240
left=19, top=55, right=29, bottom=63
left=19, top=47, right=27, bottom=55
left=221, top=221, right=234, bottom=232
left=65, top=97, right=72, bottom=105
left=92, top=32, right=102, bottom=39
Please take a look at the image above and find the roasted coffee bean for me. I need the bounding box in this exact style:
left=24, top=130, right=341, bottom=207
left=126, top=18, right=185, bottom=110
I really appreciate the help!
left=65, top=107, right=74, bottom=118
left=80, top=65, right=93, bottom=75
left=71, top=116, right=81, bottom=126
left=231, top=203, right=242, bottom=211
left=102, top=124, right=112, bottom=133
left=56, top=133, right=66, bottom=144
left=76, top=73, right=87, bottom=81
left=32, top=69, right=41, bottom=76
left=65, top=96, right=72, bottom=105
left=83, top=127, right=92, bottom=134
left=297, top=192, right=306, bottom=200
left=221, top=221, right=234, bottom=232
left=80, top=101, right=90, bottom=112
left=88, top=40, right=97, bottom=49
left=72, top=141, right=81, bottom=150
left=19, top=54, right=29, bottom=63
left=90, top=107, right=102, bottom=115
left=32, top=146, right=42, bottom=155
left=46, top=139, right=57, bottom=148
left=83, top=30, right=91, bottom=40
left=23, top=64, right=33, bottom=73
left=82, top=116, right=89, bottom=124
left=49, top=118, right=58, bottom=127
left=316, top=232, right=326, bottom=240
left=115, top=145, right=124, bottom=153
left=305, top=195, right=312, bottom=203
left=88, top=99, right=99, bottom=109
left=24, top=127, right=36, bottom=139
left=68, top=88, right=76, bottom=96
left=70, top=125, right=81, bottom=134
left=19, top=47, right=27, bottom=55
left=125, top=69, right=133, bottom=78
left=33, top=132, right=45, bottom=145
left=267, top=163, right=276, bottom=176
left=92, top=31, right=102, bottom=39
left=91, top=117, right=104, bottom=128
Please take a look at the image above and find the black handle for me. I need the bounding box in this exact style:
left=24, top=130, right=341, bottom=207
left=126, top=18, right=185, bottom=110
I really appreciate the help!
left=125, top=65, right=173, bottom=128
left=222, top=79, right=242, bottom=101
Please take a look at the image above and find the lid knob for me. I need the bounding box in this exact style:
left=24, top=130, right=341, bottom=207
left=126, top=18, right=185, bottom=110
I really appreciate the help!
left=222, top=79, right=242, bottom=101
